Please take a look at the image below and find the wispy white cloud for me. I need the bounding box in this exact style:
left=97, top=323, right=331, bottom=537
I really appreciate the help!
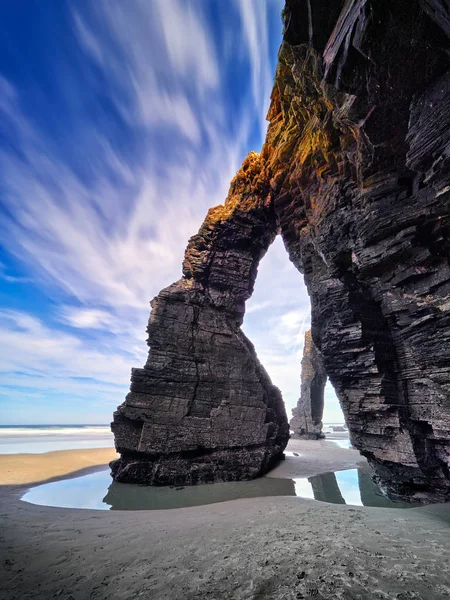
left=0, top=309, right=142, bottom=384
left=58, top=307, right=114, bottom=330
left=0, top=260, right=31, bottom=284
left=234, top=0, right=276, bottom=140
left=0, top=1, right=276, bottom=311
left=0, top=308, right=147, bottom=421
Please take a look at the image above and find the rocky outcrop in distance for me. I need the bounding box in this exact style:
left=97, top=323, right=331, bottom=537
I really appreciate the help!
left=112, top=0, right=450, bottom=500
left=290, top=330, right=326, bottom=439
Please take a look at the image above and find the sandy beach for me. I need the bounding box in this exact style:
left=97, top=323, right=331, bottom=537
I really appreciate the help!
left=0, top=447, right=117, bottom=485
left=2, top=439, right=450, bottom=600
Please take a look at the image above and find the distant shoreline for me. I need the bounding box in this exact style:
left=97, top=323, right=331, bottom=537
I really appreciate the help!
left=0, top=425, right=114, bottom=455
left=0, top=437, right=356, bottom=488
left=0, top=422, right=346, bottom=428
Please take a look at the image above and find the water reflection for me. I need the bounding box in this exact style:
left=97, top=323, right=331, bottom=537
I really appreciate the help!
left=104, top=475, right=296, bottom=510
left=311, top=472, right=346, bottom=504
left=23, top=466, right=416, bottom=511
left=327, top=437, right=352, bottom=449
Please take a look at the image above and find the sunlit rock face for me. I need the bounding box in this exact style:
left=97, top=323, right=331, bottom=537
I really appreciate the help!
left=111, top=153, right=289, bottom=485
left=290, top=330, right=326, bottom=440
left=112, top=0, right=450, bottom=498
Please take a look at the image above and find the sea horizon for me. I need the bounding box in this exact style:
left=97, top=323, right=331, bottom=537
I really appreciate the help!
left=0, top=424, right=114, bottom=455
left=0, top=422, right=347, bottom=455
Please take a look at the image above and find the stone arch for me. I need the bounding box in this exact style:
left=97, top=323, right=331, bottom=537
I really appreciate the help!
left=111, top=153, right=290, bottom=485
left=112, top=0, right=450, bottom=501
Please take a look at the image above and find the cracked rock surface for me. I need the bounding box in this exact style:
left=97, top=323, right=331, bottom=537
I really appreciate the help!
left=271, top=0, right=450, bottom=501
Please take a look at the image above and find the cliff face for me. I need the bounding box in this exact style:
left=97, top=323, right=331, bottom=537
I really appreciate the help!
left=112, top=0, right=450, bottom=499
left=271, top=0, right=450, bottom=501
left=290, top=330, right=326, bottom=439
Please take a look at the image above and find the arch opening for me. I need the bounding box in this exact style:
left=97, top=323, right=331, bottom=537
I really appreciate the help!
left=243, top=237, right=345, bottom=441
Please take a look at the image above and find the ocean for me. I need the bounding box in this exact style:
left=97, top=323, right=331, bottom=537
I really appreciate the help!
left=0, top=423, right=348, bottom=455
left=0, top=425, right=114, bottom=454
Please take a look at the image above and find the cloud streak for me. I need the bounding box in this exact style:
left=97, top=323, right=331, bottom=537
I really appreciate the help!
left=0, top=0, right=343, bottom=424
left=0, top=1, right=281, bottom=309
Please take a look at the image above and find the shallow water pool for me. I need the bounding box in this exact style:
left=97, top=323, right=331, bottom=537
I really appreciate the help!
left=327, top=437, right=352, bottom=449
left=22, top=467, right=415, bottom=511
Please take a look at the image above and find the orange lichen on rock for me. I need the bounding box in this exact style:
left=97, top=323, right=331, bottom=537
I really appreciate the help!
left=181, top=148, right=276, bottom=288
left=187, top=41, right=362, bottom=257
left=208, top=151, right=270, bottom=225
left=263, top=43, right=361, bottom=227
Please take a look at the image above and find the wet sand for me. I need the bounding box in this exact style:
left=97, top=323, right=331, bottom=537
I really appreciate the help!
left=2, top=439, right=450, bottom=600
left=0, top=447, right=117, bottom=485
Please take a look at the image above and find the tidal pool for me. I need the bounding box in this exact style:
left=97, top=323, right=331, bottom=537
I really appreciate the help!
left=22, top=467, right=415, bottom=511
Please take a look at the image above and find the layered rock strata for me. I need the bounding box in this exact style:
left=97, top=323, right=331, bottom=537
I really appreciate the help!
left=111, top=153, right=289, bottom=485
left=290, top=330, right=326, bottom=439
left=112, top=0, right=450, bottom=499
left=270, top=0, right=450, bottom=501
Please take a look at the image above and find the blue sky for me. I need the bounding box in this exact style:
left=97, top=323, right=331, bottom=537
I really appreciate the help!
left=0, top=0, right=343, bottom=425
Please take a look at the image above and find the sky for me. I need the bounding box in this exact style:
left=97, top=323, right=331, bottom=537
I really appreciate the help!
left=0, top=0, right=344, bottom=425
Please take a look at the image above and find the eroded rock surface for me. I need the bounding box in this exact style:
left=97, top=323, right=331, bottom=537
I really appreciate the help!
left=290, top=331, right=326, bottom=439
left=270, top=0, right=450, bottom=501
left=111, top=153, right=289, bottom=485
left=112, top=0, right=450, bottom=499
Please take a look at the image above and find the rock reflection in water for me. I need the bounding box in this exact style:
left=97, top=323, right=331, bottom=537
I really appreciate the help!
left=103, top=476, right=296, bottom=510
left=305, top=470, right=414, bottom=508
left=309, top=472, right=346, bottom=505
left=22, top=467, right=416, bottom=511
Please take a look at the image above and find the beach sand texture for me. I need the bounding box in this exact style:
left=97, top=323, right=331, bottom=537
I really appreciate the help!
left=2, top=439, right=450, bottom=600
left=0, top=447, right=117, bottom=485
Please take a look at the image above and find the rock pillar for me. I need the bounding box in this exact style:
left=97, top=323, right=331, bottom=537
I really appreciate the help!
left=290, top=331, right=326, bottom=439
left=110, top=153, right=289, bottom=485
left=273, top=0, right=450, bottom=501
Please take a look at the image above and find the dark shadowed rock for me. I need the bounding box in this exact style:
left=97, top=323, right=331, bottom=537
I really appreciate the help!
left=112, top=0, right=450, bottom=500
left=290, top=330, right=326, bottom=439
left=272, top=0, right=450, bottom=502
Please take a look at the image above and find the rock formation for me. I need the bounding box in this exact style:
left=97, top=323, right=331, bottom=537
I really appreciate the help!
left=112, top=0, right=450, bottom=500
left=271, top=0, right=450, bottom=502
left=290, top=330, right=326, bottom=439
left=111, top=153, right=289, bottom=485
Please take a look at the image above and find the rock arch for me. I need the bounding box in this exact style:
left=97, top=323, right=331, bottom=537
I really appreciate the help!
left=112, top=0, right=450, bottom=500
left=111, top=153, right=290, bottom=485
